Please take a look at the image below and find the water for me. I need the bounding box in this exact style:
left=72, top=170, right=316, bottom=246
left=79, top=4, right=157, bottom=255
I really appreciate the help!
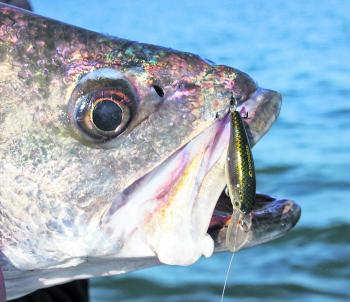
left=32, top=0, right=350, bottom=301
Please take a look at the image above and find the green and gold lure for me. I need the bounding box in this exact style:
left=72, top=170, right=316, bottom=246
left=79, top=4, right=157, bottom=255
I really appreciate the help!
left=225, top=96, right=256, bottom=250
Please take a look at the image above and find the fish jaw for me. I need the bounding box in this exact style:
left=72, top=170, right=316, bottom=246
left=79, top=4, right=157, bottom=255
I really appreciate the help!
left=101, top=86, right=282, bottom=266
left=246, top=197, right=301, bottom=248
left=209, top=193, right=301, bottom=252
left=205, top=89, right=301, bottom=253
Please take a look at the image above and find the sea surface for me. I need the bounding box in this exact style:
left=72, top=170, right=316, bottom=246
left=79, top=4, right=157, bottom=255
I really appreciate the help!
left=32, top=0, right=350, bottom=301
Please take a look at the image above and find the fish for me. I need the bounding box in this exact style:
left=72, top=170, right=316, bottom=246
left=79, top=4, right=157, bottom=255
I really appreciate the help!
left=0, top=3, right=301, bottom=300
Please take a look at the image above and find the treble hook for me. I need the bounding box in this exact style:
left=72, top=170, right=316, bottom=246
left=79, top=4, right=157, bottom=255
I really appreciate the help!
left=230, top=93, right=248, bottom=118
left=239, top=214, right=252, bottom=232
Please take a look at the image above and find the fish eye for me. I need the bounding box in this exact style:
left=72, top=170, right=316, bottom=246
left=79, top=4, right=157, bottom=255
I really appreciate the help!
left=69, top=83, right=135, bottom=143
left=72, top=87, right=134, bottom=142
left=68, top=69, right=139, bottom=144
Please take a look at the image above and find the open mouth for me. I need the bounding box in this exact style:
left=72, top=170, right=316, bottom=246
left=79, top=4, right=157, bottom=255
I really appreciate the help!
left=142, top=86, right=300, bottom=264
left=204, top=87, right=300, bottom=253
left=104, top=87, right=300, bottom=266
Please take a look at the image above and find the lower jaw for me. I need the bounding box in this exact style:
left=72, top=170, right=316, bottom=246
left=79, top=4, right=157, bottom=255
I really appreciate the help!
left=208, top=192, right=302, bottom=252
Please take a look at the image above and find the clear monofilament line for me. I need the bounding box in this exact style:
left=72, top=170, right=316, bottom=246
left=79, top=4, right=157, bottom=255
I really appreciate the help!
left=220, top=250, right=235, bottom=302
left=220, top=217, right=240, bottom=302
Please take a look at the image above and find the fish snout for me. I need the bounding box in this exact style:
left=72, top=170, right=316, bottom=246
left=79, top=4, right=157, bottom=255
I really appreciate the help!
left=214, top=65, right=257, bottom=102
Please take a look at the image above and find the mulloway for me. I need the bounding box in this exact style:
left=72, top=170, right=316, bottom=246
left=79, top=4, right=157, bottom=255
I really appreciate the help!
left=0, top=4, right=301, bottom=300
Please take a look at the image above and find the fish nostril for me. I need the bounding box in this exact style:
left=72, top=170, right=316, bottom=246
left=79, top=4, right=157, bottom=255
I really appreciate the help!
left=153, top=85, right=164, bottom=97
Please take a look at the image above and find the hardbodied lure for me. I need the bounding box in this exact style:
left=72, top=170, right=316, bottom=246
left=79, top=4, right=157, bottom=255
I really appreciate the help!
left=225, top=97, right=256, bottom=250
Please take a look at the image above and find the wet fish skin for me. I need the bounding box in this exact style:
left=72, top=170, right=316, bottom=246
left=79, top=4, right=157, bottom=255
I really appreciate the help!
left=0, top=268, right=4, bottom=302
left=0, top=4, right=256, bottom=192
left=0, top=3, right=289, bottom=299
left=0, top=1, right=255, bottom=270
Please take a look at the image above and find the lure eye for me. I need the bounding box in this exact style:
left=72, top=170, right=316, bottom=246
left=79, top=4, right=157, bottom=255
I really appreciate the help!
left=74, top=88, right=132, bottom=141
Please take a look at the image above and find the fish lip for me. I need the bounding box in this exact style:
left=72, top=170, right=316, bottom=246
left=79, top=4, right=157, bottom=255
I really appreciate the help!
left=208, top=192, right=301, bottom=252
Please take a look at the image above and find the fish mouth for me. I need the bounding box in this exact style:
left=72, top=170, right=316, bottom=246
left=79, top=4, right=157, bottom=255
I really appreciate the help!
left=112, top=86, right=301, bottom=266
left=105, top=86, right=300, bottom=266
left=203, top=87, right=301, bottom=253
left=197, top=87, right=300, bottom=255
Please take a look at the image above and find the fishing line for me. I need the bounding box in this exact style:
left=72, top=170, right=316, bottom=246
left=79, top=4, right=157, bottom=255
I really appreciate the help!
left=220, top=219, right=240, bottom=302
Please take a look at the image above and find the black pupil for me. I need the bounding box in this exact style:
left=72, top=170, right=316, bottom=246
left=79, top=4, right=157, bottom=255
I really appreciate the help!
left=92, top=100, right=122, bottom=131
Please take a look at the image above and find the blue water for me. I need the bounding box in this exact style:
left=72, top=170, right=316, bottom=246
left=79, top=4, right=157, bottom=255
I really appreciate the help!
left=32, top=0, right=350, bottom=301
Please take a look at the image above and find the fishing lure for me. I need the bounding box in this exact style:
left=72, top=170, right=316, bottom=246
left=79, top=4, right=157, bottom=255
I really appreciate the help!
left=225, top=96, right=256, bottom=250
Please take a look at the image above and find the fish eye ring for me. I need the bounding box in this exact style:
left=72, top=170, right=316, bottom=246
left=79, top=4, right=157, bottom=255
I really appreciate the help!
left=67, top=69, right=137, bottom=144
left=74, top=88, right=133, bottom=141
left=90, top=93, right=131, bottom=136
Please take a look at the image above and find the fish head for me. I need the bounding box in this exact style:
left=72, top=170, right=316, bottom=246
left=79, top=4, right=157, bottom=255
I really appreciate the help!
left=0, top=4, right=300, bottom=297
